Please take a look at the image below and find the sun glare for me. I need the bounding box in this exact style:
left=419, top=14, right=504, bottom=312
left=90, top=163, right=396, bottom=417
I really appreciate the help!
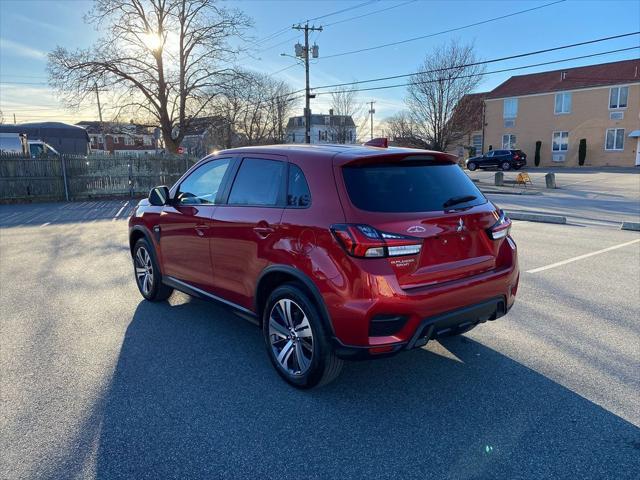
left=141, top=31, right=163, bottom=51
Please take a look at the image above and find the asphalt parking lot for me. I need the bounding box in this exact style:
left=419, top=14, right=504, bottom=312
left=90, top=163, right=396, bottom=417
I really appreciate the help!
left=1, top=200, right=639, bottom=479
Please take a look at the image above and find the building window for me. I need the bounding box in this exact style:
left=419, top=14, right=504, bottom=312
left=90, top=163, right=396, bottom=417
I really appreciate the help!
left=143, top=136, right=152, bottom=146
left=324, top=116, right=330, bottom=125
left=605, top=128, right=624, bottom=151
left=554, top=92, right=572, bottom=114
left=609, top=86, right=628, bottom=109
left=124, top=136, right=134, bottom=146
left=113, top=136, right=120, bottom=144
left=552, top=131, right=569, bottom=152
left=472, top=134, right=483, bottom=154
left=502, top=134, right=516, bottom=149
left=503, top=98, right=518, bottom=119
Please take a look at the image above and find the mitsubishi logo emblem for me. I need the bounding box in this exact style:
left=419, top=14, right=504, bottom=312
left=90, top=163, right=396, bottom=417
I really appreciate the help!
left=407, top=225, right=426, bottom=233
left=456, top=218, right=465, bottom=232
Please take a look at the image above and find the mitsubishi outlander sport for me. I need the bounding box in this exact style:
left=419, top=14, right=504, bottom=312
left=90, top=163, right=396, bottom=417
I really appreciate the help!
left=129, top=142, right=519, bottom=388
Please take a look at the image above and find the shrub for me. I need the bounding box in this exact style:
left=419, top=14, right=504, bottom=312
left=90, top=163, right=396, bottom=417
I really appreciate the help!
left=534, top=141, right=542, bottom=167
left=578, top=138, right=587, bottom=166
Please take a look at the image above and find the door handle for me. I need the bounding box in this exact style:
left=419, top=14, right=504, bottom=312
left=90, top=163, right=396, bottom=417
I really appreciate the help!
left=195, top=223, right=209, bottom=237
left=253, top=226, right=275, bottom=238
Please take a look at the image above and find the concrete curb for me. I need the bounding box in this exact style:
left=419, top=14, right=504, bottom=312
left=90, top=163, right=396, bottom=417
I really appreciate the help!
left=506, top=211, right=567, bottom=224
left=481, top=189, right=542, bottom=196
left=620, top=222, right=640, bottom=232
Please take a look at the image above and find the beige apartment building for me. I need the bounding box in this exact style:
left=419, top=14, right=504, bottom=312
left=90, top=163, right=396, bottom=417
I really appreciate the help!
left=483, top=59, right=640, bottom=167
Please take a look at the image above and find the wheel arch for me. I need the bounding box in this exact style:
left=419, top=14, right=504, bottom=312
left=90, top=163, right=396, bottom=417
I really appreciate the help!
left=130, top=225, right=166, bottom=277
left=129, top=225, right=153, bottom=255
left=255, top=265, right=334, bottom=336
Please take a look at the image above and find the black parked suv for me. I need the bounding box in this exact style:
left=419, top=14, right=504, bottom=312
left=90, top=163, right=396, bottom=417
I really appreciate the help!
left=466, top=150, right=527, bottom=171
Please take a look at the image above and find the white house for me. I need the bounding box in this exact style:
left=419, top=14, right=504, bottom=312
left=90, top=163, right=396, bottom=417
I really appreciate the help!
left=286, top=111, right=357, bottom=144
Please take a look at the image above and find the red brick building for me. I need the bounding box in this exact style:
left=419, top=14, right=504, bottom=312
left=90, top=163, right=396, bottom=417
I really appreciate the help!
left=76, top=121, right=159, bottom=154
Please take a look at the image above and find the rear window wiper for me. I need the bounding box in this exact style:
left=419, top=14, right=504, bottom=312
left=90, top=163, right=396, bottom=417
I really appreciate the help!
left=442, top=195, right=477, bottom=209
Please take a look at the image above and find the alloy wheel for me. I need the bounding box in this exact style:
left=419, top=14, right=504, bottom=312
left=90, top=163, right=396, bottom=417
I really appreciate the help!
left=135, top=246, right=154, bottom=295
left=268, top=298, right=314, bottom=376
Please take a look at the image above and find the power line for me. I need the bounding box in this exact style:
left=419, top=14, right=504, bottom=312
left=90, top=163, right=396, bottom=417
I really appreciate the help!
left=311, top=32, right=640, bottom=92
left=324, top=0, right=417, bottom=28
left=306, top=0, right=378, bottom=22
left=0, top=74, right=48, bottom=79
left=0, top=81, right=48, bottom=85
left=248, top=0, right=376, bottom=50
left=322, top=0, right=567, bottom=59
left=315, top=47, right=640, bottom=96
left=242, top=0, right=407, bottom=68
left=241, top=32, right=640, bottom=106
left=267, top=63, right=300, bottom=77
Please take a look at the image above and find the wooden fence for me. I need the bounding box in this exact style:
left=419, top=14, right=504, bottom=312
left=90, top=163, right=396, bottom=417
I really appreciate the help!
left=0, top=153, right=198, bottom=203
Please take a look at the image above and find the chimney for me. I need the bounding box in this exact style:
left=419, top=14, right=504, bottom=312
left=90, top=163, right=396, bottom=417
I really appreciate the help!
left=329, top=109, right=334, bottom=116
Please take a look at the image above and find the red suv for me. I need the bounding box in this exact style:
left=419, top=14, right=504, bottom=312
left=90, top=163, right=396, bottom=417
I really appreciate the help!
left=129, top=143, right=519, bottom=388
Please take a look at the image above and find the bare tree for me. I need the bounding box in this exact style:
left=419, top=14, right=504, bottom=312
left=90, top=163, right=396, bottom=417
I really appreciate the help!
left=48, top=0, right=251, bottom=153
left=268, top=80, right=298, bottom=144
left=211, top=71, right=298, bottom=147
left=405, top=40, right=484, bottom=152
left=382, top=111, right=430, bottom=149
left=329, top=86, right=361, bottom=144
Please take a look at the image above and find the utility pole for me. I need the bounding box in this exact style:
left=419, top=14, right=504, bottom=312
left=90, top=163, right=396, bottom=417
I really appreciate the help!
left=13, top=113, right=17, bottom=124
left=292, top=23, right=322, bottom=144
left=368, top=101, right=376, bottom=140
left=95, top=84, right=104, bottom=150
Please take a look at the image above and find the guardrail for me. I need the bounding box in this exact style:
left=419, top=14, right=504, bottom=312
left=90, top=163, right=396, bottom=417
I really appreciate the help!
left=0, top=153, right=198, bottom=203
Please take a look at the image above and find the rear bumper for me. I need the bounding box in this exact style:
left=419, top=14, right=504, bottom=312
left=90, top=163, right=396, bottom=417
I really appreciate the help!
left=332, top=295, right=510, bottom=360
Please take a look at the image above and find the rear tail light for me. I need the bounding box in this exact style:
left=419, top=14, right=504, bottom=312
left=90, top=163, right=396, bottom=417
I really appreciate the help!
left=331, top=224, right=422, bottom=258
left=487, top=211, right=511, bottom=240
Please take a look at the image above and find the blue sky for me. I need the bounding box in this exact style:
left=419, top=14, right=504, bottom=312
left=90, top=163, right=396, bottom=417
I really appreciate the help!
left=1, top=0, right=639, bottom=128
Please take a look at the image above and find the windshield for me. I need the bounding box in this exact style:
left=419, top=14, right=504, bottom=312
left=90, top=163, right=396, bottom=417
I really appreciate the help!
left=342, top=162, right=486, bottom=213
left=29, top=143, right=44, bottom=156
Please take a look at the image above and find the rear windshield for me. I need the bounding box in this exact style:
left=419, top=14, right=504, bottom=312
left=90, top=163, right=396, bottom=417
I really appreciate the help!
left=342, top=162, right=486, bottom=213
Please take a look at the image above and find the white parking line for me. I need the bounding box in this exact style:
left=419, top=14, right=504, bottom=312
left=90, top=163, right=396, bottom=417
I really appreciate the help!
left=40, top=222, right=50, bottom=228
left=527, top=238, right=640, bottom=273
left=112, top=201, right=129, bottom=221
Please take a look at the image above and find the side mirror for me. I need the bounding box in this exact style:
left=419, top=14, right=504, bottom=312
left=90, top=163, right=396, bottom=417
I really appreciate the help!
left=149, top=186, right=170, bottom=206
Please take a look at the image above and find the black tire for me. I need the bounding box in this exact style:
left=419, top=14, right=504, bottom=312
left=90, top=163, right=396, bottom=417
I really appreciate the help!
left=501, top=161, right=511, bottom=171
left=132, top=238, right=173, bottom=302
left=467, top=162, right=477, bottom=171
left=262, top=283, right=343, bottom=388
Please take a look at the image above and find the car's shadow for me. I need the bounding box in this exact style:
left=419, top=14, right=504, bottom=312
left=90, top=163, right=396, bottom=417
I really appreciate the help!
left=53, top=297, right=639, bottom=479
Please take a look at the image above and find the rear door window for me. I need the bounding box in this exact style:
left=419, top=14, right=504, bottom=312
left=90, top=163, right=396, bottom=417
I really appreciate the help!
left=342, top=162, right=485, bottom=213
left=228, top=158, right=286, bottom=206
